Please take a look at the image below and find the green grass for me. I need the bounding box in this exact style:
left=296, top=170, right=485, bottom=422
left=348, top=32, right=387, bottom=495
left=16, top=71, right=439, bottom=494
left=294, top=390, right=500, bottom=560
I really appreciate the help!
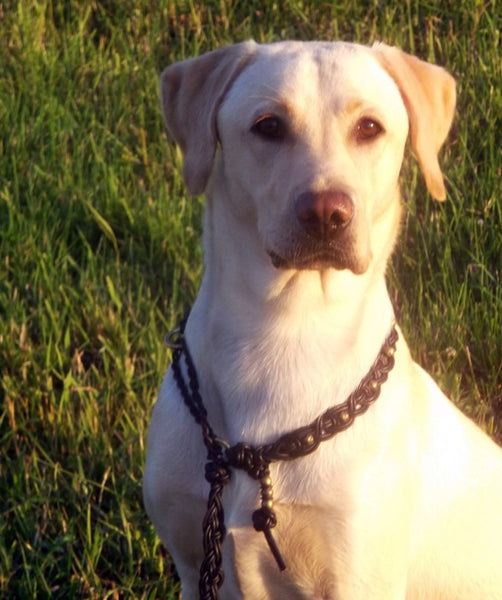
left=0, top=0, right=500, bottom=597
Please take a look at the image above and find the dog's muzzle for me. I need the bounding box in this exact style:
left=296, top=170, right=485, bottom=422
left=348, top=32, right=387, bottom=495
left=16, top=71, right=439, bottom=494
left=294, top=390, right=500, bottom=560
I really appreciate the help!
left=267, top=190, right=368, bottom=274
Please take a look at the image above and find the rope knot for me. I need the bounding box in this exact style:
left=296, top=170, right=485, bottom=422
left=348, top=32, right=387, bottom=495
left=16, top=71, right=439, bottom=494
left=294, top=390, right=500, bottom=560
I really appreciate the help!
left=204, top=460, right=231, bottom=486
left=226, top=443, right=265, bottom=479
left=252, top=506, right=277, bottom=532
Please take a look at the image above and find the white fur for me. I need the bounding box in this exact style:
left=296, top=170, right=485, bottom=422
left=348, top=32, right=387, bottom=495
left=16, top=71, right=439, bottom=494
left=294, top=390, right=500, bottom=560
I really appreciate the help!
left=143, top=40, right=502, bottom=599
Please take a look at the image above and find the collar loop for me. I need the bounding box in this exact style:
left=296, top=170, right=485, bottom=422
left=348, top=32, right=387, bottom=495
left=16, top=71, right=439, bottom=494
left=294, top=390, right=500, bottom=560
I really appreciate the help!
left=169, top=320, right=398, bottom=599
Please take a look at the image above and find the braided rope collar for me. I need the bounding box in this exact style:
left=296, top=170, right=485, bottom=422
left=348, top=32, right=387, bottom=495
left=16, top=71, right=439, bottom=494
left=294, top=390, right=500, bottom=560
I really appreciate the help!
left=168, top=320, right=398, bottom=600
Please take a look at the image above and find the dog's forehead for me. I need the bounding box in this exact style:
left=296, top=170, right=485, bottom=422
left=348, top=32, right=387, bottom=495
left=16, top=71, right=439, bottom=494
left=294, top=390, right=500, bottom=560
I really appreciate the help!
left=223, top=41, right=403, bottom=116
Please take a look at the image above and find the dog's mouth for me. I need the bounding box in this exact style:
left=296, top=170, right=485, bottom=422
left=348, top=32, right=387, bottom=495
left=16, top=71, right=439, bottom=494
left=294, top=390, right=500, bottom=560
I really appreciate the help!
left=267, top=248, right=369, bottom=275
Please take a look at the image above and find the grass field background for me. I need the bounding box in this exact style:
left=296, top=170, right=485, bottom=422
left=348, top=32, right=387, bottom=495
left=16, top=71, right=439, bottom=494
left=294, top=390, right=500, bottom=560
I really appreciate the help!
left=1, top=0, right=500, bottom=597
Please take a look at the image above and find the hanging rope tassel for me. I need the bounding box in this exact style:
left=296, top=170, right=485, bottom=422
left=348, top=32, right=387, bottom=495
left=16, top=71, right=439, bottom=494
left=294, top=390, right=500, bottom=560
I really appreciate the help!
left=252, top=467, right=286, bottom=571
left=252, top=507, right=286, bottom=571
left=199, top=460, right=231, bottom=600
left=224, top=448, right=287, bottom=571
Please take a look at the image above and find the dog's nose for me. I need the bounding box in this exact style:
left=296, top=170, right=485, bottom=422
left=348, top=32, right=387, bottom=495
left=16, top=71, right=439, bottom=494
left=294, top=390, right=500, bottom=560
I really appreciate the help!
left=295, top=191, right=354, bottom=239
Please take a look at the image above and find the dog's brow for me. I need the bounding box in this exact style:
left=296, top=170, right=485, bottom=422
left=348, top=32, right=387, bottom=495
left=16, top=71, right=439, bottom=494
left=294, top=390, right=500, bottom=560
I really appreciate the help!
left=344, top=99, right=364, bottom=114
left=339, top=99, right=385, bottom=123
left=249, top=96, right=293, bottom=119
left=248, top=93, right=285, bottom=105
left=248, top=88, right=292, bottom=109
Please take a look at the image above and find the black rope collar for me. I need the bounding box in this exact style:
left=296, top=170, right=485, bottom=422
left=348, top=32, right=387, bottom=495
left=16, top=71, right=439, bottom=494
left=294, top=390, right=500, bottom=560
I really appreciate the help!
left=168, top=320, right=398, bottom=600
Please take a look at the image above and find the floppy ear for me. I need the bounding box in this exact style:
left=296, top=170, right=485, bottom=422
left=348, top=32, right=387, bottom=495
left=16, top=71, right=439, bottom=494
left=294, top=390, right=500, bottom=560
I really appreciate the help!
left=160, top=41, right=257, bottom=195
left=372, top=43, right=456, bottom=200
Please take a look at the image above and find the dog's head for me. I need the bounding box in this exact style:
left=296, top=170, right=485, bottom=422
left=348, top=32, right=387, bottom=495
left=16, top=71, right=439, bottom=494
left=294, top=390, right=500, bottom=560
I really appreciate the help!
left=160, top=41, right=455, bottom=276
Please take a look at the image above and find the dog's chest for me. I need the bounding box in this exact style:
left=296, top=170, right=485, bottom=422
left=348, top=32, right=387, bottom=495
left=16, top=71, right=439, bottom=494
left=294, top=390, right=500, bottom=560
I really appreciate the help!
left=223, top=501, right=343, bottom=599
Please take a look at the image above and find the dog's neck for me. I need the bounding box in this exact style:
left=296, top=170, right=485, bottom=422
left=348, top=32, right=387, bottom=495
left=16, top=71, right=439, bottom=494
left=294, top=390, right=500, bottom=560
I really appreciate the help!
left=184, top=188, right=399, bottom=443
left=194, top=182, right=399, bottom=334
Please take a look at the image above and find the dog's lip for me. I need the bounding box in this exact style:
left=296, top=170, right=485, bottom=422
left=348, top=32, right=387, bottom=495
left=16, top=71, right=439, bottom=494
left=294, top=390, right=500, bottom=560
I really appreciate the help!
left=267, top=249, right=292, bottom=269
left=267, top=249, right=368, bottom=274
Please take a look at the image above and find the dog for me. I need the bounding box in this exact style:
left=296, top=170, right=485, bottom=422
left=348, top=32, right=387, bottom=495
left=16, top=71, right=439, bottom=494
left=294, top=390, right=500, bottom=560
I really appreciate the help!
left=143, top=40, right=502, bottom=599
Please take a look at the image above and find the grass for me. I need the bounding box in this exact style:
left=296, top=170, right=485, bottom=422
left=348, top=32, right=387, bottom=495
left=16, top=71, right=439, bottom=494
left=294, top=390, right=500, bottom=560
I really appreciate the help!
left=0, top=0, right=500, bottom=597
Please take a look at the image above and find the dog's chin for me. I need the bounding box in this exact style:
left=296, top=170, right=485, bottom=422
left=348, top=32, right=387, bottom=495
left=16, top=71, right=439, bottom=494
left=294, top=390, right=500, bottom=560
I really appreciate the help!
left=268, top=249, right=370, bottom=275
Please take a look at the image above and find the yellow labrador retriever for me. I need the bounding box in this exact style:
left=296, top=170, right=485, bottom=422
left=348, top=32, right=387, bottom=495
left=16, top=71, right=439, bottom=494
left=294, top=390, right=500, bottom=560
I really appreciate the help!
left=143, top=41, right=502, bottom=599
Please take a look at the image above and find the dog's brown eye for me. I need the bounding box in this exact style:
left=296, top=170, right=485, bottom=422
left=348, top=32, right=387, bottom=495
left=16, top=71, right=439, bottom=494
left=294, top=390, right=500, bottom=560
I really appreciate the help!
left=355, top=118, right=383, bottom=142
left=251, top=116, right=286, bottom=140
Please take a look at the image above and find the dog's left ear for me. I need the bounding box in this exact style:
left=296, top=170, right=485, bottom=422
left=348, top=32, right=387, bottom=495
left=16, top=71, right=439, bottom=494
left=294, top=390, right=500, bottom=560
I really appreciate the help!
left=372, top=43, right=456, bottom=201
left=160, top=41, right=257, bottom=195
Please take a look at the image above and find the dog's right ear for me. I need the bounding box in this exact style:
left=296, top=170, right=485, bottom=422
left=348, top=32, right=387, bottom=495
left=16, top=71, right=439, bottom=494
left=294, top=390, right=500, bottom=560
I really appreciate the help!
left=160, top=41, right=257, bottom=195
